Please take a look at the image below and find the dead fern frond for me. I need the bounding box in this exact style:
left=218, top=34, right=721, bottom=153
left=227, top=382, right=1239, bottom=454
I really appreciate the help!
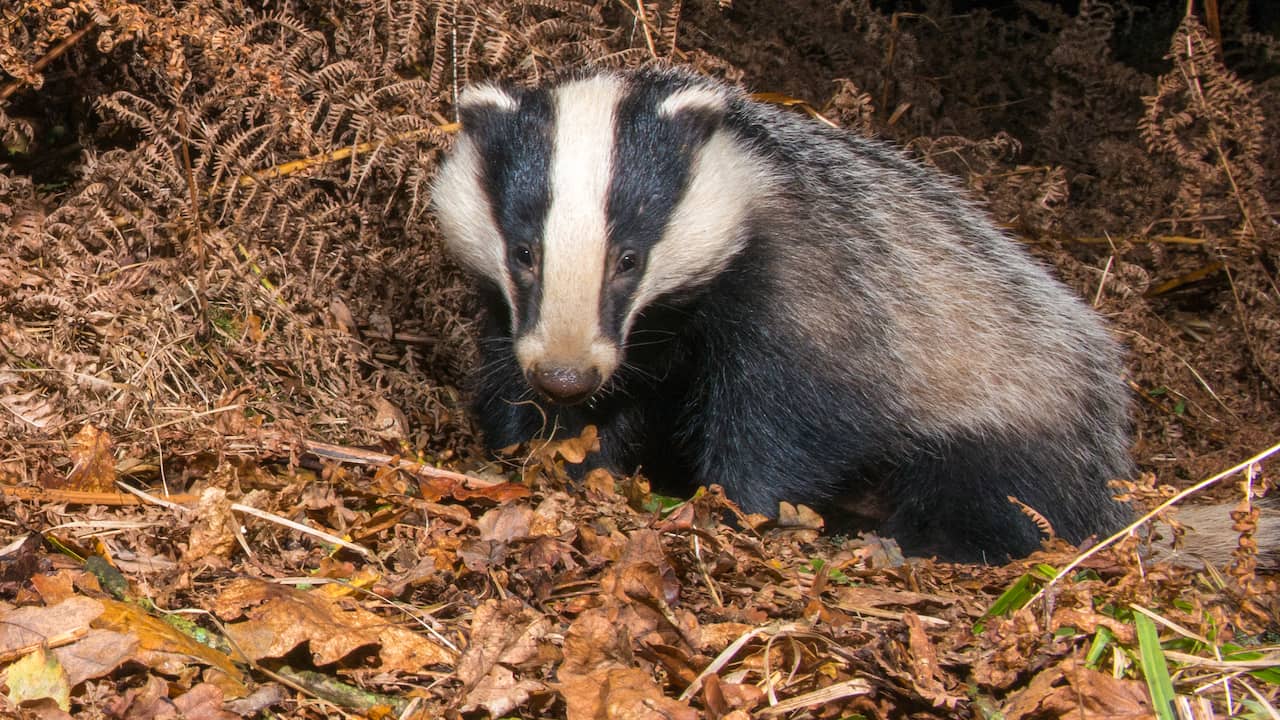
left=427, top=0, right=459, bottom=95
left=1008, top=496, right=1056, bottom=541
left=659, top=0, right=683, bottom=56
left=1140, top=15, right=1270, bottom=243
left=1140, top=15, right=1278, bottom=391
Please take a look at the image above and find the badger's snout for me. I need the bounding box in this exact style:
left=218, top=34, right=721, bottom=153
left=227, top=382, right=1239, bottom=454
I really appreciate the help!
left=527, top=365, right=601, bottom=404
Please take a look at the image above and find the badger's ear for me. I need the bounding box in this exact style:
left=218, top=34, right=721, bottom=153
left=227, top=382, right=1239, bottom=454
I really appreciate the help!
left=657, top=83, right=729, bottom=143
left=456, top=83, right=521, bottom=135
left=659, top=84, right=729, bottom=118
left=458, top=83, right=520, bottom=113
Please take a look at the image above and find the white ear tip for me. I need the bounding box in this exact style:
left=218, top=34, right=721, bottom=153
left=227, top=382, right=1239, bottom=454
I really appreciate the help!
left=659, top=85, right=729, bottom=117
left=459, top=84, right=519, bottom=112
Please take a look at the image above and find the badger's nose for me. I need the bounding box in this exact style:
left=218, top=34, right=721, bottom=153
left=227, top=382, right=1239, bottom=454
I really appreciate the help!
left=528, top=366, right=601, bottom=405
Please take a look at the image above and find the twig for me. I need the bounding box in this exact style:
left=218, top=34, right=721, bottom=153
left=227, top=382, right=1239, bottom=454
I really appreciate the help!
left=227, top=124, right=456, bottom=191
left=1238, top=677, right=1280, bottom=720
left=116, top=481, right=191, bottom=512
left=231, top=501, right=374, bottom=559
left=689, top=534, right=723, bottom=607
left=1028, top=441, right=1280, bottom=607
left=756, top=678, right=873, bottom=717
left=1064, top=234, right=1206, bottom=246
left=750, top=92, right=839, bottom=128
left=830, top=602, right=949, bottom=627
left=1163, top=650, right=1280, bottom=671
left=1093, top=253, right=1114, bottom=307
left=176, top=109, right=209, bottom=340
left=1202, top=0, right=1223, bottom=61
left=301, top=439, right=502, bottom=488
left=631, top=0, right=659, bottom=58
left=1144, top=261, right=1225, bottom=298
left=0, top=22, right=97, bottom=102
left=680, top=623, right=802, bottom=701
left=123, top=404, right=245, bottom=436
left=0, top=485, right=197, bottom=506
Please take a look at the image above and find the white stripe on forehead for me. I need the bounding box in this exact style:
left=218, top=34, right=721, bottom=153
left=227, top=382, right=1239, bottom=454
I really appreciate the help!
left=514, top=73, right=623, bottom=373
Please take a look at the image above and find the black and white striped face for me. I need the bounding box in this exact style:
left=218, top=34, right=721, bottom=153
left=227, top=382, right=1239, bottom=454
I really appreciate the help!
left=432, top=69, right=774, bottom=404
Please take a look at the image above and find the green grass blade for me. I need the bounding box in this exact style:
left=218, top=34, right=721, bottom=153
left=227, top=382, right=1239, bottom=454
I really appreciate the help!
left=1084, top=625, right=1115, bottom=670
left=1134, top=611, right=1177, bottom=720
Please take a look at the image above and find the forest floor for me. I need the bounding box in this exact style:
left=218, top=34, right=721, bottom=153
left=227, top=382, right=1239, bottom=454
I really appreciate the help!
left=1, top=1, right=1278, bottom=718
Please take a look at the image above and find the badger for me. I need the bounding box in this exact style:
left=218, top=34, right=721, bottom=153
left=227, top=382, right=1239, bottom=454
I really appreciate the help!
left=430, top=66, right=1135, bottom=563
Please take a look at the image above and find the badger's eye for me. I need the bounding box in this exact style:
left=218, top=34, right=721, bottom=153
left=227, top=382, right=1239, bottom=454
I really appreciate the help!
left=617, top=252, right=638, bottom=275
left=513, top=246, right=534, bottom=269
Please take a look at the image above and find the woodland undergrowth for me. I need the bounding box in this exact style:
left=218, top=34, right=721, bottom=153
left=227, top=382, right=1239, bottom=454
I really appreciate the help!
left=0, top=0, right=1278, bottom=717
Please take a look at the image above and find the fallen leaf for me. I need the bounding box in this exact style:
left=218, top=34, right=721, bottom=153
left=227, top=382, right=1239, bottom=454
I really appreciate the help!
left=417, top=475, right=531, bottom=504
left=328, top=296, right=356, bottom=334
left=185, top=487, right=237, bottom=566
left=217, top=579, right=454, bottom=672
left=776, top=502, right=824, bottom=530
left=531, top=492, right=577, bottom=536
left=477, top=504, right=533, bottom=543
left=522, top=535, right=579, bottom=574
left=0, top=389, right=63, bottom=429
left=94, top=598, right=245, bottom=690
left=456, top=598, right=551, bottom=687
left=53, top=628, right=139, bottom=686
left=903, top=612, right=963, bottom=710
left=105, top=679, right=238, bottom=720
left=560, top=607, right=635, bottom=678
left=0, top=596, right=102, bottom=658
left=708, top=677, right=764, bottom=714
left=65, top=424, right=115, bottom=492
left=455, top=481, right=533, bottom=503
left=106, top=675, right=168, bottom=719
left=639, top=642, right=700, bottom=687
left=5, top=646, right=71, bottom=711
left=697, top=623, right=756, bottom=653
left=1003, top=660, right=1151, bottom=720
left=0, top=533, right=44, bottom=586
left=604, top=530, right=679, bottom=608
left=459, top=664, right=545, bottom=716
left=540, top=425, right=599, bottom=464
left=27, top=571, right=78, bottom=606
left=973, top=609, right=1042, bottom=691
left=559, top=666, right=698, bottom=720
left=457, top=539, right=509, bottom=571
left=583, top=467, right=620, bottom=500
left=371, top=397, right=408, bottom=441
left=703, top=673, right=730, bottom=718
left=168, top=683, right=241, bottom=720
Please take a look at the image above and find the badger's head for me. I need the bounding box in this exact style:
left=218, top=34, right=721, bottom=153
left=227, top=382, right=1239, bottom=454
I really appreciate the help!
left=431, top=69, right=774, bottom=405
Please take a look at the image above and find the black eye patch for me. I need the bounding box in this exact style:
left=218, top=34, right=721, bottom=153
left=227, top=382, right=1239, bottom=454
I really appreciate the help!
left=606, top=81, right=722, bottom=255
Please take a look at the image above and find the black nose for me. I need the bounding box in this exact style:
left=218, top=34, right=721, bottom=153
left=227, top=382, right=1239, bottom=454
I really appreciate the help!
left=528, top=366, right=601, bottom=404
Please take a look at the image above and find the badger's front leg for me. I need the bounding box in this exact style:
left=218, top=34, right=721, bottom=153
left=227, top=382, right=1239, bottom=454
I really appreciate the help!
left=683, top=360, right=852, bottom=520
